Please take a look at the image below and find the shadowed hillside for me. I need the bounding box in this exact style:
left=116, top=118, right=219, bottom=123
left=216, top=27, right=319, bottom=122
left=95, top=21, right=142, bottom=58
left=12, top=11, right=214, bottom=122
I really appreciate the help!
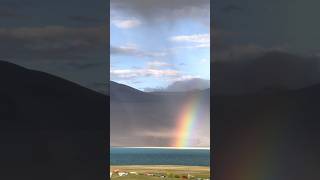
left=213, top=72, right=320, bottom=180
left=0, top=61, right=108, bottom=180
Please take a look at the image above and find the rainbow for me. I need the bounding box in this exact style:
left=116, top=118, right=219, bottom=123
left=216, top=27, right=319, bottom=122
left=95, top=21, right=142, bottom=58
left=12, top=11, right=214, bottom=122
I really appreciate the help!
left=172, top=93, right=206, bottom=148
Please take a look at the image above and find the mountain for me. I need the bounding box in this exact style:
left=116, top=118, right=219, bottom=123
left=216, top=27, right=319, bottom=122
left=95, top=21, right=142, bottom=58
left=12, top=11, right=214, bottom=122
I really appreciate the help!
left=110, top=81, right=158, bottom=102
left=0, top=61, right=108, bottom=180
left=164, top=78, right=210, bottom=92
left=213, top=83, right=320, bottom=180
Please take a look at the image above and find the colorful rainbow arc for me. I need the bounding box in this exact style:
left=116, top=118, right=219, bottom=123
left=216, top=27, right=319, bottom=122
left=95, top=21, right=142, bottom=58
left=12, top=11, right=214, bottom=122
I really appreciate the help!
left=172, top=93, right=205, bottom=148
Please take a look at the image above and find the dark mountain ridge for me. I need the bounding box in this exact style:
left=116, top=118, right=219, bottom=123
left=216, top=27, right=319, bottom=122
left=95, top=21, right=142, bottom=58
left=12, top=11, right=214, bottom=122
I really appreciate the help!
left=0, top=60, right=107, bottom=130
left=110, top=81, right=158, bottom=102
left=0, top=60, right=108, bottom=180
left=110, top=80, right=210, bottom=102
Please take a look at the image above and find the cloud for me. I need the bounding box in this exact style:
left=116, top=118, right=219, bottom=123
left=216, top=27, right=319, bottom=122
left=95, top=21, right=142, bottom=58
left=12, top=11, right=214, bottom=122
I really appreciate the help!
left=169, top=75, right=201, bottom=82
left=147, top=61, right=173, bottom=68
left=0, top=26, right=106, bottom=61
left=112, top=18, right=141, bottom=29
left=213, top=51, right=320, bottom=94
left=170, top=34, right=209, bottom=43
left=0, top=4, right=32, bottom=19
left=110, top=60, right=206, bottom=89
left=170, top=33, right=210, bottom=48
left=68, top=15, right=101, bottom=23
left=214, top=43, right=289, bottom=62
left=144, top=76, right=209, bottom=92
left=0, top=1, right=33, bottom=8
left=66, top=62, right=101, bottom=70
left=111, top=68, right=179, bottom=79
left=213, top=28, right=290, bottom=61
left=111, top=0, right=210, bottom=23
left=200, top=58, right=209, bottom=64
left=220, top=4, right=244, bottom=13
left=0, top=10, right=26, bottom=19
left=110, top=44, right=167, bottom=58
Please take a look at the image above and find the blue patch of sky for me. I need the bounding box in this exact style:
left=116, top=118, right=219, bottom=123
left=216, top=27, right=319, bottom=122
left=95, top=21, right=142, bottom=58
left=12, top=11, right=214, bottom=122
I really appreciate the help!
left=111, top=14, right=209, bottom=90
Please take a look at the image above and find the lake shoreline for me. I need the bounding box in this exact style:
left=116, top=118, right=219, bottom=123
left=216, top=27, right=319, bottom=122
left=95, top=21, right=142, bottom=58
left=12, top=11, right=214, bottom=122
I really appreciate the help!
left=110, top=165, right=210, bottom=180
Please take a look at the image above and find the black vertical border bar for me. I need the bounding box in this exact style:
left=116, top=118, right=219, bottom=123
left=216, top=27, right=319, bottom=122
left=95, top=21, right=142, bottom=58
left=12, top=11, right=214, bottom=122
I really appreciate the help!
left=106, top=0, right=111, bottom=179
left=210, top=0, right=215, bottom=179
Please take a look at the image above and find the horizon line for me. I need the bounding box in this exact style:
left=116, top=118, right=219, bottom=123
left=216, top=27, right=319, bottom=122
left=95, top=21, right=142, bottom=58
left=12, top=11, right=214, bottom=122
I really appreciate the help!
left=110, top=146, right=210, bottom=150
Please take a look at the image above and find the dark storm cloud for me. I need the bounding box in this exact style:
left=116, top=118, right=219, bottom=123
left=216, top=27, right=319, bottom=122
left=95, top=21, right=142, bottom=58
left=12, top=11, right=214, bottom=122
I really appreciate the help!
left=0, top=26, right=106, bottom=61
left=0, top=0, right=108, bottom=93
left=214, top=0, right=320, bottom=55
left=111, top=0, right=209, bottom=22
left=213, top=51, right=320, bottom=94
left=213, top=42, right=288, bottom=62
left=212, top=0, right=320, bottom=94
left=68, top=15, right=102, bottom=24
left=0, top=1, right=33, bottom=8
left=66, top=62, right=102, bottom=70
left=0, top=10, right=28, bottom=19
left=213, top=27, right=286, bottom=61
left=0, top=1, right=33, bottom=20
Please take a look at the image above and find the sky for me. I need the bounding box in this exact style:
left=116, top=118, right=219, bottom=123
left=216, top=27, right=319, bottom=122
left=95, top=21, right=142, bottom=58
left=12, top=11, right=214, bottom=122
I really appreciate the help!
left=0, top=0, right=108, bottom=94
left=213, top=0, right=320, bottom=94
left=2, top=0, right=320, bottom=94
left=214, top=0, right=320, bottom=59
left=110, top=0, right=210, bottom=91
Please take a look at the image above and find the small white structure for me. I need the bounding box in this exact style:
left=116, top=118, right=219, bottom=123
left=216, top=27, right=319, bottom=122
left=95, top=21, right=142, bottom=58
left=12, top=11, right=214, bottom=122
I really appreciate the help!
left=118, top=172, right=128, bottom=176
left=188, top=174, right=194, bottom=179
left=129, top=172, right=138, bottom=175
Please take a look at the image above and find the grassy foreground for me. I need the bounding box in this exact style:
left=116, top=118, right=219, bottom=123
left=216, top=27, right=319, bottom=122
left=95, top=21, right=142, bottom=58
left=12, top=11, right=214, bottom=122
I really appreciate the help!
left=110, top=165, right=210, bottom=180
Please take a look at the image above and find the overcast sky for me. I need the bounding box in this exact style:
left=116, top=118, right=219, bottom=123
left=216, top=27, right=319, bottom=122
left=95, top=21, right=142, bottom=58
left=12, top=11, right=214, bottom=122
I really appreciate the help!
left=0, top=0, right=108, bottom=93
left=110, top=0, right=210, bottom=91
left=213, top=0, right=320, bottom=61
left=212, top=0, right=320, bottom=94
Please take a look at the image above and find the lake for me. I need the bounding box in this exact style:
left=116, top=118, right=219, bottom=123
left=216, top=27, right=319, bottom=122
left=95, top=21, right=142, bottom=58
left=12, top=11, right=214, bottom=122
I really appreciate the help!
left=110, top=147, right=210, bottom=166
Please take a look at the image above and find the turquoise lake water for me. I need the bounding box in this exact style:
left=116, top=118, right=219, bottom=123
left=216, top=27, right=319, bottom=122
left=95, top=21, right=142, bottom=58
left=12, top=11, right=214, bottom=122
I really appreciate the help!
left=110, top=147, right=210, bottom=166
